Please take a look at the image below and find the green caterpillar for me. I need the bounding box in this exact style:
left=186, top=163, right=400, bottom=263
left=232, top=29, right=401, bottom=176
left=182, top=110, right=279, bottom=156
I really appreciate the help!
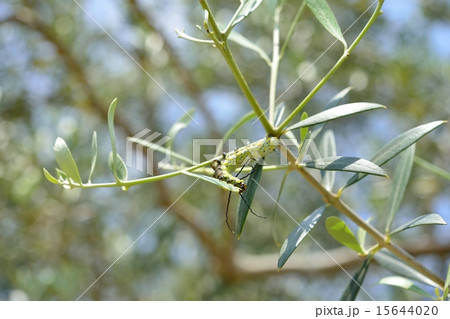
left=211, top=137, right=279, bottom=193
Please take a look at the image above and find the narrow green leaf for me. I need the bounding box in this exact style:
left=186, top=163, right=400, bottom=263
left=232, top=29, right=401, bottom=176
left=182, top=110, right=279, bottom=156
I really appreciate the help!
left=389, top=214, right=446, bottom=236
left=357, top=228, right=367, bottom=254
left=297, top=132, right=311, bottom=162
left=300, top=112, right=308, bottom=143
left=374, top=250, right=439, bottom=288
left=53, top=137, right=82, bottom=184
left=55, top=168, right=67, bottom=182
left=271, top=170, right=291, bottom=247
left=309, top=128, right=322, bottom=144
left=435, top=287, right=442, bottom=300
left=274, top=102, right=286, bottom=128
left=279, top=1, right=306, bottom=57
left=107, top=98, right=118, bottom=155
left=320, top=130, right=336, bottom=191
left=175, top=29, right=213, bottom=44
left=88, top=131, right=98, bottom=183
left=128, top=137, right=194, bottom=165
left=345, top=121, right=446, bottom=188
left=385, top=144, right=415, bottom=233
left=229, top=32, right=271, bottom=66
left=414, top=156, right=450, bottom=181
left=325, top=216, right=364, bottom=254
left=285, top=130, right=299, bottom=149
left=43, top=168, right=60, bottom=185
left=357, top=218, right=372, bottom=254
left=297, top=112, right=310, bottom=165
left=446, top=264, right=450, bottom=289
left=310, top=87, right=352, bottom=141
left=108, top=152, right=128, bottom=181
left=166, top=108, right=196, bottom=150
left=306, top=0, right=346, bottom=47
left=303, top=156, right=387, bottom=177
left=326, top=87, right=352, bottom=109
left=286, top=103, right=385, bottom=131
left=230, top=0, right=263, bottom=28
left=181, top=170, right=240, bottom=193
left=107, top=98, right=119, bottom=181
left=215, top=111, right=256, bottom=156
left=278, top=205, right=326, bottom=269
left=444, top=264, right=450, bottom=297
left=340, top=256, right=372, bottom=301
left=264, top=0, right=279, bottom=14
left=379, top=276, right=434, bottom=299
left=236, top=162, right=264, bottom=237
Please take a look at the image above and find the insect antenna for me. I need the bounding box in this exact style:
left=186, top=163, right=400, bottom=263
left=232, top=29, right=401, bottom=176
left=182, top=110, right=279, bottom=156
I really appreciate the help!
left=238, top=192, right=266, bottom=219
left=237, top=163, right=266, bottom=219
left=225, top=191, right=234, bottom=233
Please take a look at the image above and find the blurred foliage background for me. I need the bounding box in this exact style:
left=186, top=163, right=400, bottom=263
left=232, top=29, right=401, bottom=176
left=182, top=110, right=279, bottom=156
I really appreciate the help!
left=0, top=0, right=449, bottom=300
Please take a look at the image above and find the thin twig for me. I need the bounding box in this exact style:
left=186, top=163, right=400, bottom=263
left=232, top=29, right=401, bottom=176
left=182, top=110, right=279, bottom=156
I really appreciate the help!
left=268, top=5, right=281, bottom=124
left=278, top=142, right=445, bottom=288
left=277, top=0, right=384, bottom=133
left=199, top=0, right=275, bottom=135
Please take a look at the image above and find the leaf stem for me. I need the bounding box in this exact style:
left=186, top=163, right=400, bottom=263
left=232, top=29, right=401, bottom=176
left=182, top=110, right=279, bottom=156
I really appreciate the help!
left=223, top=1, right=244, bottom=38
left=269, top=5, right=282, bottom=124
left=198, top=0, right=223, bottom=42
left=221, top=43, right=274, bottom=134
left=164, top=164, right=289, bottom=175
left=278, top=141, right=445, bottom=289
left=276, top=0, right=384, bottom=134
left=279, top=0, right=307, bottom=59
left=61, top=159, right=216, bottom=189
left=60, top=162, right=289, bottom=190
left=199, top=0, right=274, bottom=135
left=175, top=29, right=214, bottom=44
left=414, top=156, right=450, bottom=181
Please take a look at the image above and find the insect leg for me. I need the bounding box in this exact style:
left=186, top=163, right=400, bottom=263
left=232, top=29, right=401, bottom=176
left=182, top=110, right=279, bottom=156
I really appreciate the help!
left=239, top=162, right=256, bottom=180
left=236, top=162, right=265, bottom=219
left=223, top=164, right=247, bottom=232
left=235, top=164, right=246, bottom=177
